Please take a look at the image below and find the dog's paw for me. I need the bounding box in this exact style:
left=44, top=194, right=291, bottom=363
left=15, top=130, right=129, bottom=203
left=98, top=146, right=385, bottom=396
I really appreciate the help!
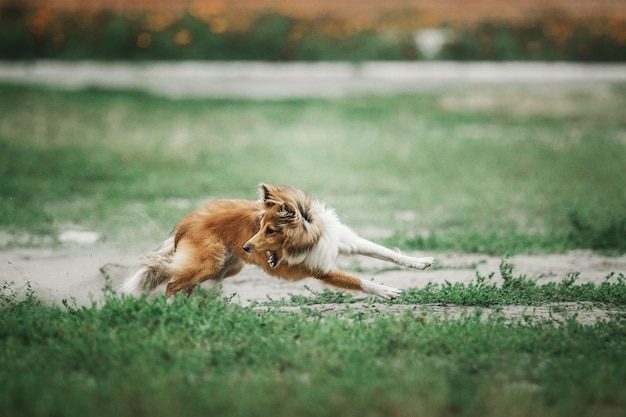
left=375, top=285, right=403, bottom=301
left=419, top=257, right=435, bottom=268
left=404, top=256, right=435, bottom=270
left=362, top=280, right=402, bottom=300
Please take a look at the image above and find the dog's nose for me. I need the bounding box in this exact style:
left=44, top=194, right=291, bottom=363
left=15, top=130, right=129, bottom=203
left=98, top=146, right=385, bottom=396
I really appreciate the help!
left=243, top=242, right=252, bottom=253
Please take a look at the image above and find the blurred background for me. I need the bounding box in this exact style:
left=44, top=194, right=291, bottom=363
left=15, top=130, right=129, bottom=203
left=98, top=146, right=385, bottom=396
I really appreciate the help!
left=1, top=0, right=625, bottom=61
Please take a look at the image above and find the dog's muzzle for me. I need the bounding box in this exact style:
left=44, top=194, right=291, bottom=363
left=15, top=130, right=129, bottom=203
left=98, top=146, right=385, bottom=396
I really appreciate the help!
left=243, top=242, right=253, bottom=253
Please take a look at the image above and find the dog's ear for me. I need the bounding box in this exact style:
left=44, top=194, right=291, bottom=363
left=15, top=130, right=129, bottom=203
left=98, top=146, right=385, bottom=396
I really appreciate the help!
left=279, top=202, right=297, bottom=219
left=259, top=183, right=277, bottom=207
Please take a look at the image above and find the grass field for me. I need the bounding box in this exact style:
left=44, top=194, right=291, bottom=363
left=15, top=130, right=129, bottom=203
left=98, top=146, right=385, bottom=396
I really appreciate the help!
left=1, top=83, right=625, bottom=253
left=1, top=274, right=625, bottom=417
left=1, top=82, right=625, bottom=416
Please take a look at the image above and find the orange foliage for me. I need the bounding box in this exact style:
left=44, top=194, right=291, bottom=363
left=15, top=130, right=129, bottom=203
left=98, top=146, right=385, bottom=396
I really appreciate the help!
left=10, top=0, right=626, bottom=28
left=28, top=7, right=52, bottom=35
left=7, top=0, right=626, bottom=59
left=173, top=29, right=193, bottom=46
left=136, top=32, right=152, bottom=48
left=141, top=12, right=183, bottom=32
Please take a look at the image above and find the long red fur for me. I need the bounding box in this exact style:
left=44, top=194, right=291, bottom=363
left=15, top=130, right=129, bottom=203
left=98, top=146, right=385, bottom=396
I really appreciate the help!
left=162, top=192, right=363, bottom=296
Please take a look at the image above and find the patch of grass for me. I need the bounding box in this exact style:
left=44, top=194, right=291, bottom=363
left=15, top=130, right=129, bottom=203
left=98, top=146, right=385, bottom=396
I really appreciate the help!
left=284, top=285, right=357, bottom=306
left=568, top=208, right=626, bottom=254
left=271, top=259, right=626, bottom=308
left=399, top=260, right=626, bottom=307
left=1, top=83, right=625, bottom=253
left=0, top=283, right=625, bottom=417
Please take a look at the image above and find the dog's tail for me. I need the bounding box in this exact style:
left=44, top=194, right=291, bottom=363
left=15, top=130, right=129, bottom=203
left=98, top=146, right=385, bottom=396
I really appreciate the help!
left=119, top=236, right=175, bottom=296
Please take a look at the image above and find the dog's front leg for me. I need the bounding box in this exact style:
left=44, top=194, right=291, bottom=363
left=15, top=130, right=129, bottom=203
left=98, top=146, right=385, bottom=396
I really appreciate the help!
left=341, top=235, right=434, bottom=270
left=314, top=270, right=402, bottom=300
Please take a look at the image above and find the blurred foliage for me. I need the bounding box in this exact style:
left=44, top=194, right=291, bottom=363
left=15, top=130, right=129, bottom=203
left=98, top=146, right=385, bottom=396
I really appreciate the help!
left=442, top=17, right=626, bottom=61
left=0, top=3, right=625, bottom=61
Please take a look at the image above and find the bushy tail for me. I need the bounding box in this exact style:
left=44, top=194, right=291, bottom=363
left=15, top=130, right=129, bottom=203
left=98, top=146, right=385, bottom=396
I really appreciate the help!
left=119, top=236, right=175, bottom=296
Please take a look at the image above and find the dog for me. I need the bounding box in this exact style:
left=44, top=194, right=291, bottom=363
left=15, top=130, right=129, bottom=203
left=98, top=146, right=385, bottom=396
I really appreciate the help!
left=120, top=184, right=434, bottom=301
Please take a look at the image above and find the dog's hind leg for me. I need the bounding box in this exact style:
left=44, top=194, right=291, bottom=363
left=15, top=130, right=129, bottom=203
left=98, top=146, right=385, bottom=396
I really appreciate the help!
left=340, top=232, right=434, bottom=270
left=165, top=240, right=232, bottom=298
left=315, top=270, right=402, bottom=300
left=165, top=241, right=240, bottom=298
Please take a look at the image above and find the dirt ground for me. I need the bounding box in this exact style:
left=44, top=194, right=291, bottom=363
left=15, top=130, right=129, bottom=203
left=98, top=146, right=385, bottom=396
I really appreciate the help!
left=2, top=245, right=624, bottom=324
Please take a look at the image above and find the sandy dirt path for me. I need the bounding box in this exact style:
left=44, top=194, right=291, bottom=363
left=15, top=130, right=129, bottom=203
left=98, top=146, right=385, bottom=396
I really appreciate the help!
left=2, top=246, right=624, bottom=323
left=2, top=61, right=626, bottom=98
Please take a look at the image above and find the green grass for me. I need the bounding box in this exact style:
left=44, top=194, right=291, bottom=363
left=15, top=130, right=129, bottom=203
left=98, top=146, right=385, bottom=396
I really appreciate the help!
left=1, top=278, right=625, bottom=417
left=283, top=259, right=626, bottom=308
left=2, top=83, right=626, bottom=417
left=1, top=83, right=625, bottom=253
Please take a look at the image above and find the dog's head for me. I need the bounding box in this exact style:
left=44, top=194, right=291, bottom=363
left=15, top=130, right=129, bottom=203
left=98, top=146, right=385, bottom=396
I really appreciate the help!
left=243, top=184, right=321, bottom=269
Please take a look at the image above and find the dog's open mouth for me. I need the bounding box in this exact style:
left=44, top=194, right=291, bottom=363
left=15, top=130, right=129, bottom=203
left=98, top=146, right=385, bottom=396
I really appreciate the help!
left=266, top=251, right=278, bottom=269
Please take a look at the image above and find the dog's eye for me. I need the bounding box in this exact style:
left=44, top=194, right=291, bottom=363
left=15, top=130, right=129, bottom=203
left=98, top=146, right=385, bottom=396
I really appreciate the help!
left=265, top=227, right=275, bottom=235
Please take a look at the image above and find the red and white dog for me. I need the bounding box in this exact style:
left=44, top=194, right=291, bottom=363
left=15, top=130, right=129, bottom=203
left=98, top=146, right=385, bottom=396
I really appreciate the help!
left=121, top=184, right=434, bottom=300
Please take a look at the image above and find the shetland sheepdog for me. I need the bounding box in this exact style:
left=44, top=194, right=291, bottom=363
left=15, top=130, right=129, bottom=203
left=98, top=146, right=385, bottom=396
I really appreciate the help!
left=120, top=184, right=434, bottom=300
